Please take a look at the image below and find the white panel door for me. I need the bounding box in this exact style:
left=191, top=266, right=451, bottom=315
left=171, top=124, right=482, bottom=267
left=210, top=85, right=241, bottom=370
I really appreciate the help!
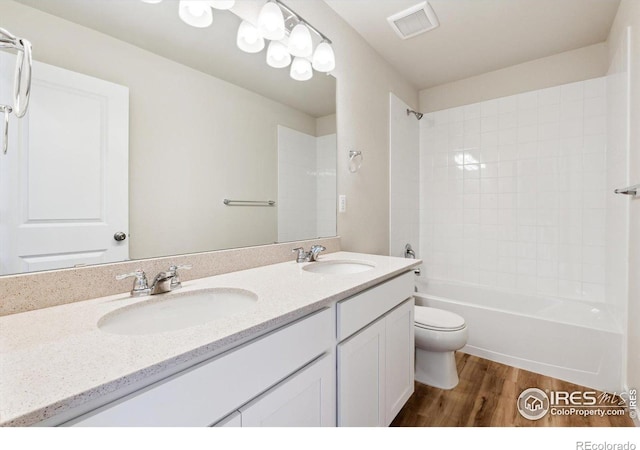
left=0, top=57, right=129, bottom=274
left=337, top=318, right=386, bottom=427
left=240, top=353, right=336, bottom=427
left=384, top=299, right=415, bottom=425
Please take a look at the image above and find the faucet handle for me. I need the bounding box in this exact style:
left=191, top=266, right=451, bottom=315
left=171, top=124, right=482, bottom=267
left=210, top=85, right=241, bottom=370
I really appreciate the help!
left=292, top=247, right=308, bottom=263
left=168, top=264, right=192, bottom=289
left=116, top=269, right=150, bottom=297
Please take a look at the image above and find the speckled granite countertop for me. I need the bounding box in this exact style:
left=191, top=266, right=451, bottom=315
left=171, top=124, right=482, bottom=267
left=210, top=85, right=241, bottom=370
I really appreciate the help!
left=0, top=252, right=420, bottom=427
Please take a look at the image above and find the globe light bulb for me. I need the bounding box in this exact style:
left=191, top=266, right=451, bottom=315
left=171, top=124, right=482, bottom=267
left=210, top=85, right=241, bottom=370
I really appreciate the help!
left=237, top=21, right=265, bottom=53
left=288, top=23, right=312, bottom=58
left=258, top=2, right=285, bottom=40
left=290, top=56, right=313, bottom=81
left=266, top=40, right=291, bottom=68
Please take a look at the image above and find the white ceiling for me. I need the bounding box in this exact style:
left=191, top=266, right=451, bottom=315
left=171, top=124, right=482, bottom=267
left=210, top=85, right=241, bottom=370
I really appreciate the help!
left=324, top=0, right=621, bottom=90
left=16, top=0, right=336, bottom=117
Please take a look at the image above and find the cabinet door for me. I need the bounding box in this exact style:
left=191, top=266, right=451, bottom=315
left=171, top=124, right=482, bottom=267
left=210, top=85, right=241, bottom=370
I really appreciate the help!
left=384, top=299, right=415, bottom=425
left=240, top=353, right=336, bottom=427
left=337, top=318, right=386, bottom=427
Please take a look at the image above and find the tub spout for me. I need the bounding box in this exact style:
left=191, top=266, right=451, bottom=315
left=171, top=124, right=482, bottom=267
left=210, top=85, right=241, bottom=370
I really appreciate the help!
left=404, top=243, right=416, bottom=259
left=404, top=243, right=421, bottom=276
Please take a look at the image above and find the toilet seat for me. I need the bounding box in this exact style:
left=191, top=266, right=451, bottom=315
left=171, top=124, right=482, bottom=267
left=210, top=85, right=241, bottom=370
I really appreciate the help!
left=415, top=306, right=466, bottom=332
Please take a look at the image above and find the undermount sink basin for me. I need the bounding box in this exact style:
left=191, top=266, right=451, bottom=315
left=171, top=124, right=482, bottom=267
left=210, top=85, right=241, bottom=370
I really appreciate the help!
left=98, top=288, right=258, bottom=335
left=302, top=260, right=375, bottom=275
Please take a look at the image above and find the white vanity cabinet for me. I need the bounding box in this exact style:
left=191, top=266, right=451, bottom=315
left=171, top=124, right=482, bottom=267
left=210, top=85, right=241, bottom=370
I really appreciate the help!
left=65, top=308, right=334, bottom=427
left=55, top=270, right=415, bottom=428
left=336, top=272, right=414, bottom=427
left=216, top=353, right=335, bottom=427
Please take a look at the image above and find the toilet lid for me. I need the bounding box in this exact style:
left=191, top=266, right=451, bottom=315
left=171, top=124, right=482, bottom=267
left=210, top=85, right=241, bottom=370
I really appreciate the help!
left=415, top=306, right=466, bottom=331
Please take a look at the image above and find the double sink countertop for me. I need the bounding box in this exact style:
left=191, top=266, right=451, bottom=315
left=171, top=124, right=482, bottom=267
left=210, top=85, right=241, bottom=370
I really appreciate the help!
left=0, top=252, right=421, bottom=427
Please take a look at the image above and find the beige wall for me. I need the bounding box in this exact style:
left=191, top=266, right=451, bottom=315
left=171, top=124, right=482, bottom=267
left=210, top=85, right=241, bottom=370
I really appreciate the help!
left=316, top=113, right=337, bottom=136
left=288, top=1, right=419, bottom=256
left=419, top=43, right=608, bottom=113
left=0, top=1, right=319, bottom=260
left=607, top=0, right=640, bottom=395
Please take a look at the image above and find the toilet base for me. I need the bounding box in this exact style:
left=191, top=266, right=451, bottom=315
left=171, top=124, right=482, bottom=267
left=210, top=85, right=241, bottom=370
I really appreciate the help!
left=415, top=348, right=460, bottom=390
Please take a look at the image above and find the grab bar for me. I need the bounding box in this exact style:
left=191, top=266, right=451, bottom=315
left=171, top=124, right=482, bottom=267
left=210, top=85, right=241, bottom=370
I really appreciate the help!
left=223, top=199, right=276, bottom=206
left=614, top=184, right=640, bottom=196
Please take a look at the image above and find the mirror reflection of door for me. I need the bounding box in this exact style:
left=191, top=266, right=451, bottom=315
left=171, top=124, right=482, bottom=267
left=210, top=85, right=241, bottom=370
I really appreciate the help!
left=0, top=57, right=129, bottom=275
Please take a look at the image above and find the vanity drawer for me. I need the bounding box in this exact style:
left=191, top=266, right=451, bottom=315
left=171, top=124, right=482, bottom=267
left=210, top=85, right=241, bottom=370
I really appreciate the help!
left=65, top=307, right=333, bottom=427
left=337, top=271, right=414, bottom=341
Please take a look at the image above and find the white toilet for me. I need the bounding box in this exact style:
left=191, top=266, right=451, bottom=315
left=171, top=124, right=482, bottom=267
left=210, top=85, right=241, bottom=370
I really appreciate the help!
left=414, top=306, right=468, bottom=390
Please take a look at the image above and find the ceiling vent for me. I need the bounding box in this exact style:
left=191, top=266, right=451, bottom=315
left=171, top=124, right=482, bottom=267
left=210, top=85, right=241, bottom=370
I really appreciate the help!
left=387, top=1, right=439, bottom=40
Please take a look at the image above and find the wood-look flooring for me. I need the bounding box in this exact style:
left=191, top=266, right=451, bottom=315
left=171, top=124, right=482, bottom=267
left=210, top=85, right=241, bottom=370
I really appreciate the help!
left=391, top=353, right=635, bottom=427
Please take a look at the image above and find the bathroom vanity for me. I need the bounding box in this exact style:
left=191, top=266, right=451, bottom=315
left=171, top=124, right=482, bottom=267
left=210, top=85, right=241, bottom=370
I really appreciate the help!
left=0, top=252, right=420, bottom=427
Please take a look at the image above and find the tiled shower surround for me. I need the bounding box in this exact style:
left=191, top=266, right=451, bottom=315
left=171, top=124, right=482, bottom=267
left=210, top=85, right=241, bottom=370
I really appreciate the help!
left=420, top=78, right=608, bottom=302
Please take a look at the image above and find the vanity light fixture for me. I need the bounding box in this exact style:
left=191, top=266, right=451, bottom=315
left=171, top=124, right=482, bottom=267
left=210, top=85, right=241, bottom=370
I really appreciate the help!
left=245, top=0, right=337, bottom=81
left=141, top=0, right=334, bottom=81
left=273, top=0, right=335, bottom=79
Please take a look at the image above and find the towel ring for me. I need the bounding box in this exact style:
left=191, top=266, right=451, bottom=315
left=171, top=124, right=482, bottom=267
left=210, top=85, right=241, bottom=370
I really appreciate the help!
left=0, top=27, right=32, bottom=155
left=348, top=150, right=363, bottom=173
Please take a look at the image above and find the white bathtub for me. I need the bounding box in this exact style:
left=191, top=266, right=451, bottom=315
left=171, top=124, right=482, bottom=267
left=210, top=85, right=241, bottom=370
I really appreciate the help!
left=414, top=279, right=624, bottom=392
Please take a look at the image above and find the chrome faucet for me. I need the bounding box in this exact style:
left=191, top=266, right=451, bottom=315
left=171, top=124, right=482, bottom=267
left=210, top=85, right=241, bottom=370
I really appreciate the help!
left=149, top=265, right=192, bottom=294
left=310, top=245, right=326, bottom=261
left=117, top=265, right=192, bottom=297
left=292, top=245, right=326, bottom=263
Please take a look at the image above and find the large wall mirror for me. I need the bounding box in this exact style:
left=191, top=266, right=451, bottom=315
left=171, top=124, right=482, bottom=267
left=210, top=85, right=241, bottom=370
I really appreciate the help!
left=0, top=0, right=337, bottom=276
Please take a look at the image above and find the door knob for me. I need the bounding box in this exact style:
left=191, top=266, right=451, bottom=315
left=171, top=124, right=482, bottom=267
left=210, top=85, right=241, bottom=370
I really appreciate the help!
left=114, top=232, right=127, bottom=242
